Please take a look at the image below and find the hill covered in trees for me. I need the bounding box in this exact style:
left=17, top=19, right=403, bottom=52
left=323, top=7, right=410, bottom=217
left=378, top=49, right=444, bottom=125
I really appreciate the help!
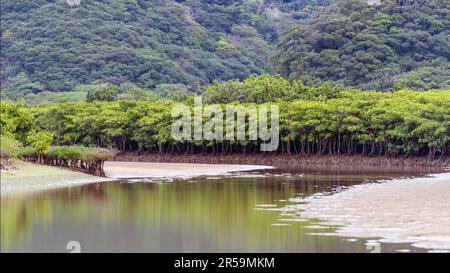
left=0, top=0, right=331, bottom=100
left=274, top=0, right=450, bottom=90
left=1, top=0, right=448, bottom=102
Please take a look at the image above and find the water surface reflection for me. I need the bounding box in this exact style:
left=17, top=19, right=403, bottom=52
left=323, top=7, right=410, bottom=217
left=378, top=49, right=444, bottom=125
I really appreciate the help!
left=1, top=168, right=432, bottom=253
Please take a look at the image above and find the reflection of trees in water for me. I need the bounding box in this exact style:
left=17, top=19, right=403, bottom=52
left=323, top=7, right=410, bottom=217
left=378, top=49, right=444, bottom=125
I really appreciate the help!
left=2, top=174, right=376, bottom=252
left=62, top=183, right=108, bottom=201
left=1, top=183, right=108, bottom=252
left=1, top=196, right=52, bottom=251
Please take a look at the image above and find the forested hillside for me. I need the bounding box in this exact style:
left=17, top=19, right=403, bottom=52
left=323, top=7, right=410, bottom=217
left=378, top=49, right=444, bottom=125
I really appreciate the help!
left=274, top=0, right=450, bottom=90
left=1, top=0, right=448, bottom=102
left=0, top=0, right=330, bottom=99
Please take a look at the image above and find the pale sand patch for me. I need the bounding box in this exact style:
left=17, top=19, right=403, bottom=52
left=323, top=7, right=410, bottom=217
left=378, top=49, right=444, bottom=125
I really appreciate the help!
left=1, top=161, right=272, bottom=194
left=287, top=172, right=450, bottom=250
left=1, top=160, right=113, bottom=195
left=103, top=161, right=273, bottom=179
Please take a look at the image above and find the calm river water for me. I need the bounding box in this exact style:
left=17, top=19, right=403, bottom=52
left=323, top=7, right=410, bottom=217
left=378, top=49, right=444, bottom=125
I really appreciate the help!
left=1, top=167, right=435, bottom=253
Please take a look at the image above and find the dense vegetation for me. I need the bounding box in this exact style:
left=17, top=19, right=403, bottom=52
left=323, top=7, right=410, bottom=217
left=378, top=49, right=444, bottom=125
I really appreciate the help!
left=1, top=1, right=449, bottom=160
left=274, top=0, right=450, bottom=90
left=2, top=85, right=449, bottom=157
left=0, top=97, right=116, bottom=172
left=2, top=0, right=448, bottom=103
left=17, top=145, right=117, bottom=176
left=203, top=74, right=343, bottom=103
left=0, top=0, right=330, bottom=100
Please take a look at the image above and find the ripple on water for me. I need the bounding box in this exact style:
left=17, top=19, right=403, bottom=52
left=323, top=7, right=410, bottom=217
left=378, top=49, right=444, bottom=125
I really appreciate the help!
left=278, top=218, right=309, bottom=222
left=284, top=173, right=450, bottom=251
left=271, top=223, right=291, bottom=227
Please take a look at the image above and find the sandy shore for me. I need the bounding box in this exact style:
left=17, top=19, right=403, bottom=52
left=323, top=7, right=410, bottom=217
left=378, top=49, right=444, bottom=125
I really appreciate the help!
left=287, top=172, right=450, bottom=251
left=0, top=160, right=113, bottom=195
left=104, top=161, right=273, bottom=179
left=1, top=161, right=272, bottom=194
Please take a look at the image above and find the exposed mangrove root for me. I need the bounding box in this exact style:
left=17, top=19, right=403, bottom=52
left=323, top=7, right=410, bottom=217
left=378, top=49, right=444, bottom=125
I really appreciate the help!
left=23, top=155, right=106, bottom=177
left=17, top=146, right=118, bottom=177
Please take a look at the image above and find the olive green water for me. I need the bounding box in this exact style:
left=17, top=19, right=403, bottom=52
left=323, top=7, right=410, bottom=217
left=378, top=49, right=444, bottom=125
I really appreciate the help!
left=1, top=168, right=430, bottom=253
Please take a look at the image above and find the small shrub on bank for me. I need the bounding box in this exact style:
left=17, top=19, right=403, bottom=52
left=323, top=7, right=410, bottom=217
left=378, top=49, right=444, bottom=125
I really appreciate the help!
left=48, top=146, right=118, bottom=161
left=0, top=135, right=21, bottom=158
left=16, top=146, right=37, bottom=158
left=18, top=145, right=118, bottom=162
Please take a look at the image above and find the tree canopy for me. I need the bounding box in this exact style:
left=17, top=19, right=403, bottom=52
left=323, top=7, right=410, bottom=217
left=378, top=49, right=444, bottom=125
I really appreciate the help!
left=274, top=0, right=450, bottom=90
left=2, top=87, right=449, bottom=157
left=0, top=0, right=330, bottom=99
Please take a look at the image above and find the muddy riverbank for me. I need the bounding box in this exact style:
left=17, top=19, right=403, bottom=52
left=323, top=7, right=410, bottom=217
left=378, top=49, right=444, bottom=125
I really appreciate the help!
left=114, top=152, right=450, bottom=169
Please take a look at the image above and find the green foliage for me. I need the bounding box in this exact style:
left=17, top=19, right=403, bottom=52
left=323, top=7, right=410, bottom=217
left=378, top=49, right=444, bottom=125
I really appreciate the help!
left=17, top=145, right=117, bottom=162
left=154, top=84, right=194, bottom=102
left=216, top=37, right=235, bottom=52
left=0, top=101, right=35, bottom=143
left=17, top=91, right=88, bottom=105
left=274, top=0, right=450, bottom=90
left=26, top=131, right=53, bottom=154
left=47, top=146, right=117, bottom=161
left=0, top=135, right=21, bottom=158
left=16, top=145, right=37, bottom=159
left=118, top=87, right=159, bottom=101
left=2, top=88, right=447, bottom=157
left=1, top=72, right=44, bottom=98
left=203, top=79, right=248, bottom=104
left=11, top=84, right=180, bottom=105
left=2, top=0, right=447, bottom=100
left=203, top=74, right=342, bottom=103
left=86, top=85, right=119, bottom=102
left=1, top=0, right=326, bottom=98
